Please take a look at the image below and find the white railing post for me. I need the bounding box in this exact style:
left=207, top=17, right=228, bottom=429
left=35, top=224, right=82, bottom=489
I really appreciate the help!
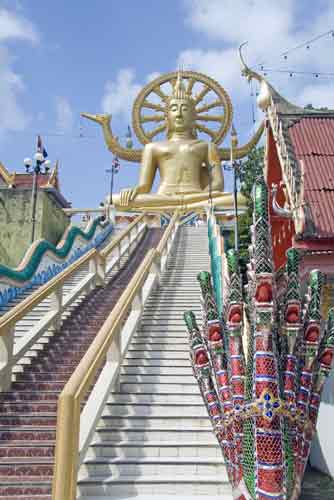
left=160, top=247, right=168, bottom=274
left=89, top=253, right=105, bottom=288
left=50, top=284, right=63, bottom=331
left=115, top=242, right=121, bottom=270
left=107, top=326, right=121, bottom=393
left=126, top=231, right=132, bottom=256
left=0, top=326, right=15, bottom=391
left=132, top=289, right=143, bottom=313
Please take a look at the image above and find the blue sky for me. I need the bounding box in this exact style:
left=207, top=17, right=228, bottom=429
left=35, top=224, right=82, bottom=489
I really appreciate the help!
left=1, top=0, right=334, bottom=209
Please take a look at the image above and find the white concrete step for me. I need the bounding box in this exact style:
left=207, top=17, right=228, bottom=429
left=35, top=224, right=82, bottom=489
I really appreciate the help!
left=119, top=383, right=200, bottom=394
left=108, top=393, right=203, bottom=405
left=121, top=366, right=192, bottom=375
left=137, top=324, right=188, bottom=332
left=103, top=402, right=207, bottom=417
left=80, top=456, right=226, bottom=477
left=123, top=358, right=191, bottom=367
left=119, top=374, right=195, bottom=384
left=126, top=351, right=189, bottom=360
left=77, top=475, right=231, bottom=497
left=94, top=427, right=216, bottom=443
left=131, top=335, right=188, bottom=343
left=98, top=415, right=211, bottom=430
left=134, top=332, right=188, bottom=339
left=87, top=441, right=220, bottom=458
left=126, top=344, right=189, bottom=352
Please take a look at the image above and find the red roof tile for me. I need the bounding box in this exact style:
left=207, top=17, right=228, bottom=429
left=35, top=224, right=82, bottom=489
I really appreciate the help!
left=289, top=117, right=334, bottom=156
left=288, top=117, right=334, bottom=238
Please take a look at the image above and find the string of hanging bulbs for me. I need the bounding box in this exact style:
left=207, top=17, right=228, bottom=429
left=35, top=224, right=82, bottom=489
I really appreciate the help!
left=255, top=29, right=334, bottom=67
left=258, top=68, right=334, bottom=79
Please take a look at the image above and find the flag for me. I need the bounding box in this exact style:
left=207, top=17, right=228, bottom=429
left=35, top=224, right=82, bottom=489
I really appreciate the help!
left=112, top=156, right=120, bottom=173
left=37, top=135, right=48, bottom=158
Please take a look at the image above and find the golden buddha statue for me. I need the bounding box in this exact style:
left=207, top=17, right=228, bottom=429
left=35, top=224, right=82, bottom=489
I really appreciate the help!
left=82, top=70, right=264, bottom=213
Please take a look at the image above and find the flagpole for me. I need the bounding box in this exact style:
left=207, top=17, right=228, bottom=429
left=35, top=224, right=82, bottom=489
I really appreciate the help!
left=231, top=125, right=239, bottom=253
left=30, top=165, right=39, bottom=244
left=29, top=136, right=49, bottom=244
left=106, top=156, right=119, bottom=222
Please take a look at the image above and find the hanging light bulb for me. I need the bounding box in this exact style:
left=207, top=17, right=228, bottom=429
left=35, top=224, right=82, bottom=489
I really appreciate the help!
left=125, top=125, right=133, bottom=149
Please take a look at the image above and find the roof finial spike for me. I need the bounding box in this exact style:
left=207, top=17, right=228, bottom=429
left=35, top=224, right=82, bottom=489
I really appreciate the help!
left=231, top=123, right=238, bottom=148
left=238, top=41, right=262, bottom=83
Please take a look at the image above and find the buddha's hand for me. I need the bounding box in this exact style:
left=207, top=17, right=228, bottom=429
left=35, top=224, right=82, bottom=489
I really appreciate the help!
left=119, top=187, right=139, bottom=206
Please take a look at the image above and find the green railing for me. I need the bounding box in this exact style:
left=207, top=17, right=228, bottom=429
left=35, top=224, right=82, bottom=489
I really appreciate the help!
left=207, top=210, right=224, bottom=315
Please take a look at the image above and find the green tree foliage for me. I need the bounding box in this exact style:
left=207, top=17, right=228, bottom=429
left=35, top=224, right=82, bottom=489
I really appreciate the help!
left=227, top=147, right=265, bottom=281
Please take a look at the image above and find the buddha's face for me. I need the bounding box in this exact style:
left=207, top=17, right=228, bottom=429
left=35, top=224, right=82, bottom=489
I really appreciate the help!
left=167, top=98, right=195, bottom=134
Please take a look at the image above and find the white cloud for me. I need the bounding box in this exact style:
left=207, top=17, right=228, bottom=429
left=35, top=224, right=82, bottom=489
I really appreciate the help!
left=0, top=45, right=28, bottom=133
left=297, top=82, right=334, bottom=109
left=180, top=0, right=334, bottom=122
left=183, top=0, right=295, bottom=52
left=0, top=7, right=39, bottom=136
left=56, top=96, right=74, bottom=132
left=0, top=7, right=39, bottom=44
left=146, top=72, right=161, bottom=82
left=102, top=68, right=141, bottom=119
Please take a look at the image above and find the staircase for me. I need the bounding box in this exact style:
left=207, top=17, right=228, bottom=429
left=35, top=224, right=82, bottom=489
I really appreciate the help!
left=77, top=226, right=231, bottom=498
left=0, top=228, right=162, bottom=498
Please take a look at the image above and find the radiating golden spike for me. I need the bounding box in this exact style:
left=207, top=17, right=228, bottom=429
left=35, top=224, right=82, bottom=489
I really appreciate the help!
left=196, top=123, right=216, bottom=140
left=187, top=77, right=196, bottom=95
left=142, top=100, right=165, bottom=113
left=147, top=123, right=167, bottom=140
left=193, top=86, right=211, bottom=105
left=170, top=78, right=177, bottom=90
left=141, top=114, right=165, bottom=123
left=196, top=99, right=223, bottom=113
left=196, top=114, right=224, bottom=122
left=172, top=71, right=188, bottom=100
left=153, top=86, right=169, bottom=102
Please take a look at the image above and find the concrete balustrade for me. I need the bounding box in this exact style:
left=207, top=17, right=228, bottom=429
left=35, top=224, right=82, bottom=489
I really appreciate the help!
left=0, top=213, right=147, bottom=392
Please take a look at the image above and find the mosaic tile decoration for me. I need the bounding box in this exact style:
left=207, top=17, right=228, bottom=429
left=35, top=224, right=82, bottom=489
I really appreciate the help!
left=184, top=177, right=334, bottom=500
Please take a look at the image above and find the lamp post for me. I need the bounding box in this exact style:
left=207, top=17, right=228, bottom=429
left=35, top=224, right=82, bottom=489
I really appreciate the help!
left=223, top=125, right=242, bottom=252
left=207, top=162, right=214, bottom=214
left=24, top=151, right=51, bottom=244
left=106, top=156, right=120, bottom=220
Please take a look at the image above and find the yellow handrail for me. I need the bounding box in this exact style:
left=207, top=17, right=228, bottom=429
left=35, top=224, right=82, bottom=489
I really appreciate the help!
left=156, top=211, right=179, bottom=255
left=51, top=213, right=179, bottom=500
left=100, top=213, right=146, bottom=259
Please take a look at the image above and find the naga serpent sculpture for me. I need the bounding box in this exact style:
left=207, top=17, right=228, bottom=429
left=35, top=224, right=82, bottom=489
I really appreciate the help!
left=184, top=176, right=334, bottom=500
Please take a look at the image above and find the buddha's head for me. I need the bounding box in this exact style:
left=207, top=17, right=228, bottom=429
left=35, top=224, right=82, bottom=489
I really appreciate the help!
left=166, top=72, right=197, bottom=138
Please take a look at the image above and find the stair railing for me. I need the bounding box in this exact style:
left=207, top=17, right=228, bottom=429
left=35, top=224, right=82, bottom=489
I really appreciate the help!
left=51, top=211, right=179, bottom=500
left=0, top=213, right=147, bottom=392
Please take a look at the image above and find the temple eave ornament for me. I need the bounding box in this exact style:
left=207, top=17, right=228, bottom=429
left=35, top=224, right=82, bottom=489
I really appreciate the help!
left=82, top=69, right=264, bottom=213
